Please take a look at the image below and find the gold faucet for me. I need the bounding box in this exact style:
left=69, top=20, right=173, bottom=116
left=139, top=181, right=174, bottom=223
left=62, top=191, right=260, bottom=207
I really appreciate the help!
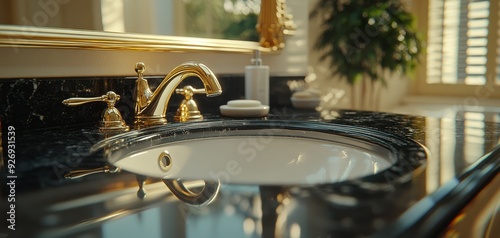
left=65, top=61, right=222, bottom=205
left=62, top=91, right=130, bottom=132
left=134, top=62, right=222, bottom=128
left=174, top=85, right=206, bottom=122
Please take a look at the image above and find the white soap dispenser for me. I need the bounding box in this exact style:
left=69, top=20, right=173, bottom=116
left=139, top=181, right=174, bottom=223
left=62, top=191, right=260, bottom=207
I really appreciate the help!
left=245, top=50, right=269, bottom=105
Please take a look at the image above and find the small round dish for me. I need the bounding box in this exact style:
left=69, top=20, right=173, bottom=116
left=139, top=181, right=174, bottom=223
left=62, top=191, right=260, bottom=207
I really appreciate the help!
left=220, top=100, right=269, bottom=117
left=227, top=99, right=261, bottom=107
left=290, top=97, right=321, bottom=109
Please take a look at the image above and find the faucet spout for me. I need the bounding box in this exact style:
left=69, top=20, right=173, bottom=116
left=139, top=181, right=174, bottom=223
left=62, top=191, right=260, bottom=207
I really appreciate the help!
left=134, top=61, right=222, bottom=128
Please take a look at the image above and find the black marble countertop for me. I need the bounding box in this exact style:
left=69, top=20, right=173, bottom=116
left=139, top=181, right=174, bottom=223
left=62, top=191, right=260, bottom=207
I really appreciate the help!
left=1, top=108, right=499, bottom=238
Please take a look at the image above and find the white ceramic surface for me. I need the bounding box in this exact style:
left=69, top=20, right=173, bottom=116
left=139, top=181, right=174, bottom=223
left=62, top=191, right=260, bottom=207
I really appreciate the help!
left=227, top=99, right=261, bottom=107
left=220, top=100, right=269, bottom=117
left=291, top=97, right=321, bottom=109
left=112, top=136, right=393, bottom=185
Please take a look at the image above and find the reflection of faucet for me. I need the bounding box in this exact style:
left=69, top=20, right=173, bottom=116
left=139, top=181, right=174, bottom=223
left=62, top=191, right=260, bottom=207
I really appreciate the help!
left=134, top=62, right=222, bottom=128
left=64, top=61, right=223, bottom=206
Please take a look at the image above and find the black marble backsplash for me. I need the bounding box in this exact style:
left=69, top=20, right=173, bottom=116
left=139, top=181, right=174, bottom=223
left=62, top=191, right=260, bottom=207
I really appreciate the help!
left=0, top=75, right=304, bottom=130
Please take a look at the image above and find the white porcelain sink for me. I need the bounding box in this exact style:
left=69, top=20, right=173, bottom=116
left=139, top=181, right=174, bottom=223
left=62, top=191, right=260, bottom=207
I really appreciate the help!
left=114, top=135, right=392, bottom=185
left=94, top=120, right=414, bottom=186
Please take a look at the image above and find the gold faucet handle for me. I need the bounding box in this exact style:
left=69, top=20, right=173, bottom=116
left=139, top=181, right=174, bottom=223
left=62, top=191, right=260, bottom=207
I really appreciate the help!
left=62, top=91, right=120, bottom=107
left=175, top=86, right=206, bottom=98
left=62, top=91, right=129, bottom=132
left=174, top=86, right=206, bottom=122
left=62, top=95, right=107, bottom=106
left=64, top=165, right=120, bottom=179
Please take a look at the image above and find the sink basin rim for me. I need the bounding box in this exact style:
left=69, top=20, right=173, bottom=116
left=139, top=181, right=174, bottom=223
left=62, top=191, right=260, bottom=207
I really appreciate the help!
left=91, top=120, right=428, bottom=187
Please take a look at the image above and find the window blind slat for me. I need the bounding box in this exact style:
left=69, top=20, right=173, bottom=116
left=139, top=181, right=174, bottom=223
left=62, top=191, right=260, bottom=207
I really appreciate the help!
left=426, top=0, right=491, bottom=85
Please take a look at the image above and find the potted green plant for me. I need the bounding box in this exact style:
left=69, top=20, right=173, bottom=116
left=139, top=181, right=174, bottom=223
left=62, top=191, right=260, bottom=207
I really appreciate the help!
left=310, top=0, right=421, bottom=109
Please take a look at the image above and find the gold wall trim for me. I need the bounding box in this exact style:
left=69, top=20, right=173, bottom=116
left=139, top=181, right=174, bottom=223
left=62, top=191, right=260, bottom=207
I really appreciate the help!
left=0, top=25, right=270, bottom=53
left=257, top=0, right=296, bottom=51
left=0, top=1, right=295, bottom=53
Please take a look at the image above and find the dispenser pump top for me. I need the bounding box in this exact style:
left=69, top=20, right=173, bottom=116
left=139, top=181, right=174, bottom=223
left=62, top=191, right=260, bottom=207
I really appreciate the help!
left=251, top=50, right=262, bottom=66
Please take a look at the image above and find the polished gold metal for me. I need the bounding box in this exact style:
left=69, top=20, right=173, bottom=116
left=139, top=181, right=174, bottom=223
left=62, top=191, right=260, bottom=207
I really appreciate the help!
left=134, top=62, right=222, bottom=128
left=257, top=0, right=296, bottom=50
left=0, top=25, right=267, bottom=53
left=0, top=0, right=293, bottom=52
left=174, top=85, right=206, bottom=122
left=64, top=165, right=120, bottom=179
left=158, top=151, right=173, bottom=172
left=63, top=91, right=130, bottom=132
left=163, top=179, right=220, bottom=207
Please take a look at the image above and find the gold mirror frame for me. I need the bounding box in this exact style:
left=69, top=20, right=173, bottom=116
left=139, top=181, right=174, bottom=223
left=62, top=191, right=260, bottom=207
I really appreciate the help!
left=0, top=0, right=294, bottom=53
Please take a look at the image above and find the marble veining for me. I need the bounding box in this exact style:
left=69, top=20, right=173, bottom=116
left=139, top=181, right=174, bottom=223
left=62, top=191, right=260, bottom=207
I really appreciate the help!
left=0, top=75, right=304, bottom=130
left=0, top=76, right=499, bottom=238
left=2, top=108, right=499, bottom=238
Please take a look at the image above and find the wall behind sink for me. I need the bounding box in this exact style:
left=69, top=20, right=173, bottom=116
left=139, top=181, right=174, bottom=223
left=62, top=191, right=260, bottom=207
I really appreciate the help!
left=0, top=75, right=304, bottom=130
left=0, top=1, right=309, bottom=79
left=0, top=1, right=309, bottom=130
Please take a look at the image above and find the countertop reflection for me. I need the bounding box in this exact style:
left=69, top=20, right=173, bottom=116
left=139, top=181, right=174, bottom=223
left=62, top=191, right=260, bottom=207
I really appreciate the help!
left=1, top=108, right=499, bottom=238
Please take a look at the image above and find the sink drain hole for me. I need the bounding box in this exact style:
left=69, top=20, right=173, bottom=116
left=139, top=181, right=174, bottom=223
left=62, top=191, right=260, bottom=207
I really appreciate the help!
left=158, top=151, right=172, bottom=172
